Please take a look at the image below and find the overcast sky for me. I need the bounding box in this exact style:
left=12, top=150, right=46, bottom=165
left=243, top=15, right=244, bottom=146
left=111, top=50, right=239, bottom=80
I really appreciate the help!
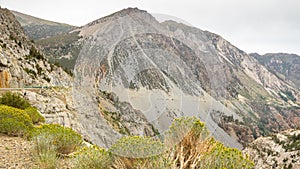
left=2, top=0, right=300, bottom=55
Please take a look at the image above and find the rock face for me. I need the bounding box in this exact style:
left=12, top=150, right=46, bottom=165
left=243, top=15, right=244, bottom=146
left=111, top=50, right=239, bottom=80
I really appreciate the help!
left=71, top=7, right=300, bottom=148
left=0, top=7, right=158, bottom=148
left=0, top=8, right=72, bottom=88
left=251, top=53, right=300, bottom=89
left=243, top=129, right=300, bottom=169
left=0, top=7, right=81, bottom=133
left=73, top=7, right=243, bottom=149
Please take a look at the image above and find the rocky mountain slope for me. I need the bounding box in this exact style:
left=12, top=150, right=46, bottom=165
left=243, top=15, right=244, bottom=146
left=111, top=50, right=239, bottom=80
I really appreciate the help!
left=243, top=129, right=300, bottom=169
left=0, top=8, right=71, bottom=88
left=12, top=10, right=76, bottom=41
left=5, top=7, right=300, bottom=151
left=71, top=7, right=299, bottom=149
left=0, top=7, right=81, bottom=133
left=0, top=7, right=157, bottom=148
left=12, top=11, right=79, bottom=71
left=251, top=53, right=300, bottom=89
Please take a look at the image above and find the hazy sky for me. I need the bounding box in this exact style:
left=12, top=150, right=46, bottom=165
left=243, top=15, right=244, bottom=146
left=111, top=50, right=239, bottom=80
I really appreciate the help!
left=2, top=0, right=300, bottom=55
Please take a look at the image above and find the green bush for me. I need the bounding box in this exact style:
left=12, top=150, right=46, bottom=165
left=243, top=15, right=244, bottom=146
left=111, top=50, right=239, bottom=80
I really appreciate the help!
left=31, top=133, right=58, bottom=169
left=73, top=146, right=113, bottom=169
left=0, top=92, right=31, bottom=109
left=0, top=118, right=29, bottom=136
left=109, top=136, right=168, bottom=169
left=28, top=46, right=45, bottom=60
left=31, top=124, right=83, bottom=155
left=0, top=105, right=33, bottom=136
left=24, top=107, right=45, bottom=124
left=198, top=141, right=254, bottom=169
left=110, top=136, right=164, bottom=158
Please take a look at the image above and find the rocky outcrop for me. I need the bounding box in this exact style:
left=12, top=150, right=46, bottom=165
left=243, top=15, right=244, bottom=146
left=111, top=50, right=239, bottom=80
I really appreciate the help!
left=0, top=7, right=81, bottom=135
left=0, top=7, right=72, bottom=88
left=251, top=53, right=300, bottom=90
left=243, top=129, right=300, bottom=169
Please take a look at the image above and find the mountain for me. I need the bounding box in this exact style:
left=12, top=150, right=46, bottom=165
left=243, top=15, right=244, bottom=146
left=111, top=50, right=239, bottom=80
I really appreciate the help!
left=0, top=7, right=158, bottom=148
left=12, top=11, right=76, bottom=40
left=70, top=7, right=299, bottom=148
left=251, top=53, right=300, bottom=89
left=0, top=8, right=71, bottom=87
left=8, top=7, right=300, bottom=150
left=12, top=11, right=80, bottom=71
left=0, top=7, right=82, bottom=132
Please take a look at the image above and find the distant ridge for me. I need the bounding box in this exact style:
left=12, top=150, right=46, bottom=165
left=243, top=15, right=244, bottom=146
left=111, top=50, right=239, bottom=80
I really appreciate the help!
left=12, top=10, right=76, bottom=40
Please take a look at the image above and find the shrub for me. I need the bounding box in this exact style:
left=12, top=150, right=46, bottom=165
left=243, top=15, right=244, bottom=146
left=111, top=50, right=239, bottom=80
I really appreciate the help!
left=110, top=136, right=164, bottom=158
left=28, top=46, right=45, bottom=60
left=0, top=92, right=31, bottom=109
left=165, top=116, right=254, bottom=169
left=198, top=141, right=254, bottom=169
left=73, top=146, right=113, bottom=169
left=24, top=107, right=45, bottom=124
left=109, top=136, right=168, bottom=169
left=0, top=118, right=29, bottom=136
left=0, top=105, right=33, bottom=136
left=31, top=133, right=58, bottom=169
left=31, top=124, right=83, bottom=154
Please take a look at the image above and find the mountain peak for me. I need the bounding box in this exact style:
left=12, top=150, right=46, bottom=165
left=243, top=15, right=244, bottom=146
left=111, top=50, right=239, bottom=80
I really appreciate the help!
left=85, top=7, right=148, bottom=27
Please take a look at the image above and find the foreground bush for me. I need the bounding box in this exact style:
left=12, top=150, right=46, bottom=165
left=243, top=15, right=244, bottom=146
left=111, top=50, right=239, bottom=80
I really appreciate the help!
left=31, top=133, right=58, bottom=169
left=31, top=124, right=83, bottom=155
left=0, top=118, right=29, bottom=136
left=108, top=117, right=253, bottom=169
left=24, top=107, right=45, bottom=124
left=109, top=136, right=169, bottom=169
left=73, top=146, right=113, bottom=169
left=199, top=142, right=254, bottom=169
left=0, top=105, right=33, bottom=136
left=27, top=116, right=254, bottom=169
left=165, top=117, right=254, bottom=169
left=0, top=92, right=30, bottom=109
left=110, top=136, right=164, bottom=158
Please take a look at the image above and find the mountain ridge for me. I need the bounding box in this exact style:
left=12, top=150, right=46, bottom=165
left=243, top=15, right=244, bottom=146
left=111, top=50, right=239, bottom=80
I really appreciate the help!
left=12, top=10, right=76, bottom=40
left=5, top=7, right=300, bottom=150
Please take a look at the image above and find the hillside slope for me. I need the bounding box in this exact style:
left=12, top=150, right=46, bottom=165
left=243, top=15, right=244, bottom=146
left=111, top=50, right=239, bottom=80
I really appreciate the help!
left=1, top=7, right=158, bottom=148
left=73, top=8, right=299, bottom=148
left=12, top=10, right=76, bottom=40
left=243, top=129, right=300, bottom=169
left=251, top=53, right=300, bottom=89
left=10, top=7, right=300, bottom=149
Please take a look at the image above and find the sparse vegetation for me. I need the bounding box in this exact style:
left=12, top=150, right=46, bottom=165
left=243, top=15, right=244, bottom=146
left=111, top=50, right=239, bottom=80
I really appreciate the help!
left=31, top=133, right=58, bottom=169
left=24, top=68, right=37, bottom=78
left=31, top=124, right=83, bottom=155
left=0, top=92, right=31, bottom=109
left=102, top=110, right=130, bottom=135
left=0, top=101, right=254, bottom=169
left=26, top=46, right=45, bottom=60
left=283, top=134, right=300, bottom=151
left=74, top=146, right=114, bottom=169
